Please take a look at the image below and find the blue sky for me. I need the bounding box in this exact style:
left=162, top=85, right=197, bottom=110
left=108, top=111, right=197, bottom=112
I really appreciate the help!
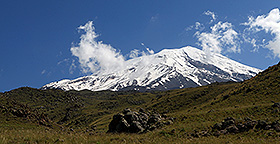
left=0, top=0, right=279, bottom=92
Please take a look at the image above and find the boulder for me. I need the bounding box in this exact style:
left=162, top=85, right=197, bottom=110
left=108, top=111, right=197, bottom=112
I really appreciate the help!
left=264, top=125, right=272, bottom=130
left=139, top=108, right=145, bottom=113
left=236, top=123, right=247, bottom=132
left=108, top=113, right=126, bottom=133
left=226, top=125, right=239, bottom=133
left=213, top=129, right=227, bottom=137
left=116, top=118, right=130, bottom=132
left=196, top=117, right=280, bottom=138
left=271, top=121, right=280, bottom=132
left=222, top=117, right=235, bottom=129
left=256, top=120, right=268, bottom=130
left=123, top=108, right=132, bottom=114
left=244, top=120, right=257, bottom=129
left=129, top=121, right=144, bottom=133
left=123, top=111, right=139, bottom=124
left=108, top=108, right=173, bottom=133
left=213, top=123, right=223, bottom=130
left=148, top=113, right=162, bottom=124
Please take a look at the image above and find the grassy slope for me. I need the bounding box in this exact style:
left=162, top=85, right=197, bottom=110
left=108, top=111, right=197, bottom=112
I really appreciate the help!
left=0, top=62, right=279, bottom=143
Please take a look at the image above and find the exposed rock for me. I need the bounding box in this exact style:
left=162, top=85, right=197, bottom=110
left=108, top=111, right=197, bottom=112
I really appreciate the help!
left=164, top=120, right=173, bottom=125
left=139, top=108, right=145, bottom=113
left=129, top=121, right=144, bottom=133
left=0, top=101, right=52, bottom=128
left=271, top=121, right=280, bottom=132
left=244, top=120, right=257, bottom=129
left=10, top=109, right=26, bottom=117
left=148, top=113, right=161, bottom=124
left=213, top=129, right=227, bottom=137
left=213, top=131, right=221, bottom=137
left=108, top=113, right=129, bottom=133
left=220, top=129, right=228, bottom=135
left=213, top=123, right=223, bottom=130
left=264, top=125, right=272, bottom=130
left=256, top=120, right=268, bottom=130
left=236, top=123, right=247, bottom=132
left=224, top=117, right=235, bottom=121
left=200, top=131, right=210, bottom=137
left=191, top=133, right=200, bottom=138
left=226, top=125, right=239, bottom=133
left=107, top=108, right=174, bottom=133
left=123, top=108, right=132, bottom=114
left=193, top=117, right=280, bottom=138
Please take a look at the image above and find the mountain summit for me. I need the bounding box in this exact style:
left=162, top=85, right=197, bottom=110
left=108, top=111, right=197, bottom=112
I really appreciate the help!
left=42, top=46, right=261, bottom=91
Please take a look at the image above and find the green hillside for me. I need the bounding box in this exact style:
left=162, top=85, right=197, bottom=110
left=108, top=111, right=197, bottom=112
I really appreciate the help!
left=0, top=62, right=280, bottom=143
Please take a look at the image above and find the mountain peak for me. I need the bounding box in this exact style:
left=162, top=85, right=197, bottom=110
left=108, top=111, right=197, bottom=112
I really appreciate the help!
left=42, top=46, right=261, bottom=91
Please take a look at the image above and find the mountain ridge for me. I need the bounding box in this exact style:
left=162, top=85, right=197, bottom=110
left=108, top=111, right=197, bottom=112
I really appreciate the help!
left=42, top=46, right=261, bottom=91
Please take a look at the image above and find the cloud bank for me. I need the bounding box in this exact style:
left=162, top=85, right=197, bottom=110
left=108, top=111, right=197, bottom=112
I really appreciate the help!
left=243, top=8, right=280, bottom=58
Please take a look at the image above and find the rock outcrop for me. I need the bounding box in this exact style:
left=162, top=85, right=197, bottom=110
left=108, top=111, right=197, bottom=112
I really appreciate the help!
left=190, top=117, right=280, bottom=138
left=108, top=108, right=175, bottom=133
left=0, top=101, right=52, bottom=127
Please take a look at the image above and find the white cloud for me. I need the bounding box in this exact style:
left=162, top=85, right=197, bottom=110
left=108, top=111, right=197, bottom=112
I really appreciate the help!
left=195, top=22, right=205, bottom=31
left=150, top=14, right=159, bottom=22
left=196, top=32, right=222, bottom=54
left=69, top=59, right=76, bottom=74
left=185, top=10, right=240, bottom=57
left=242, top=34, right=262, bottom=52
left=129, top=49, right=140, bottom=59
left=141, top=43, right=154, bottom=55
left=41, top=70, right=46, bottom=75
left=221, top=27, right=239, bottom=53
left=185, top=22, right=204, bottom=32
left=57, top=58, right=70, bottom=65
left=204, top=10, right=216, bottom=23
left=146, top=48, right=154, bottom=55
left=250, top=38, right=258, bottom=52
left=185, top=25, right=194, bottom=31
left=243, top=8, right=280, bottom=58
left=195, top=21, right=240, bottom=57
left=71, top=21, right=156, bottom=75
left=71, top=21, right=125, bottom=74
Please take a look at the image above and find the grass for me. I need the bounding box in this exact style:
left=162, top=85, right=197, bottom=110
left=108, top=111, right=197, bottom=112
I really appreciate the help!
left=0, top=62, right=279, bottom=143
left=0, top=128, right=279, bottom=144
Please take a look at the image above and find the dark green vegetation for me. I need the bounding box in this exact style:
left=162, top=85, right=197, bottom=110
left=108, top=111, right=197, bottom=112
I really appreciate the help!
left=1, top=62, right=280, bottom=143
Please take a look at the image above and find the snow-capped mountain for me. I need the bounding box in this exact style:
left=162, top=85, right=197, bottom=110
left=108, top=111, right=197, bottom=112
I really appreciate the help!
left=42, top=46, right=261, bottom=91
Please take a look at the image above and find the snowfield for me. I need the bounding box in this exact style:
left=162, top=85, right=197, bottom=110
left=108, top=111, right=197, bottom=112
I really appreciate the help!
left=42, top=46, right=261, bottom=91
